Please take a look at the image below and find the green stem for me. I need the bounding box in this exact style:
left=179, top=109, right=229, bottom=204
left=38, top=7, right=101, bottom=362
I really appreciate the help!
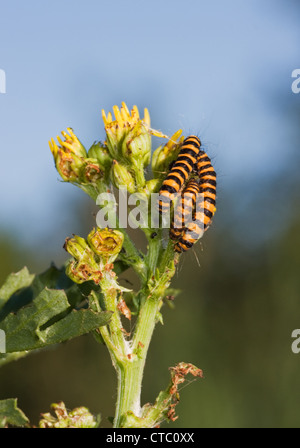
left=146, top=229, right=162, bottom=274
left=112, top=238, right=176, bottom=428
left=101, top=286, right=127, bottom=357
left=113, top=294, right=160, bottom=428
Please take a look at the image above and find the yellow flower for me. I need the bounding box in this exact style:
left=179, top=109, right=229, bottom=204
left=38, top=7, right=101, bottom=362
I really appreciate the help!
left=49, top=128, right=107, bottom=186
left=50, top=127, right=87, bottom=158
left=101, top=102, right=168, bottom=164
left=102, top=101, right=167, bottom=140
left=49, top=128, right=87, bottom=182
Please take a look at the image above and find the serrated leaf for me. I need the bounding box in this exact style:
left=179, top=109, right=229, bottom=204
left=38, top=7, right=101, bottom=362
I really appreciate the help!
left=39, top=308, right=112, bottom=346
left=0, top=268, right=34, bottom=310
left=0, top=287, right=112, bottom=352
left=0, top=398, right=29, bottom=427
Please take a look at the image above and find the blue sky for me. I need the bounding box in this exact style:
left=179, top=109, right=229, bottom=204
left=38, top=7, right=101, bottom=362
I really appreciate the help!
left=0, top=0, right=299, bottom=259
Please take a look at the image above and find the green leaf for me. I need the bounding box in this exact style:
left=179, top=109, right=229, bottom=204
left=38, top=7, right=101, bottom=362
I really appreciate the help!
left=0, top=287, right=112, bottom=352
left=39, top=308, right=112, bottom=346
left=0, top=267, right=34, bottom=311
left=0, top=398, right=29, bottom=427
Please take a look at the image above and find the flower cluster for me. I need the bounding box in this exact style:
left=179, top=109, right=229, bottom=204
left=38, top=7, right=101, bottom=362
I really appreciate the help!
left=49, top=102, right=183, bottom=196
left=64, top=228, right=124, bottom=285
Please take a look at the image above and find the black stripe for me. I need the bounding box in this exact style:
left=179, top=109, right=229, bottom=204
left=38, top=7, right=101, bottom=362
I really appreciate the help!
left=171, top=167, right=189, bottom=180
left=200, top=187, right=216, bottom=195
left=179, top=239, right=194, bottom=248
left=204, top=208, right=213, bottom=219
left=178, top=146, right=199, bottom=158
left=204, top=196, right=216, bottom=205
left=184, top=138, right=201, bottom=149
left=198, top=155, right=210, bottom=162
left=160, top=184, right=177, bottom=194
left=198, top=162, right=213, bottom=171
left=201, top=168, right=216, bottom=177
left=174, top=160, right=193, bottom=171
left=166, top=174, right=185, bottom=186
left=177, top=153, right=197, bottom=163
left=199, top=178, right=217, bottom=187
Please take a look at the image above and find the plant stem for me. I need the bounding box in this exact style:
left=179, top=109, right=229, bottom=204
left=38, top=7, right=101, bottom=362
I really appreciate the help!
left=113, top=294, right=160, bottom=428
left=111, top=236, right=176, bottom=428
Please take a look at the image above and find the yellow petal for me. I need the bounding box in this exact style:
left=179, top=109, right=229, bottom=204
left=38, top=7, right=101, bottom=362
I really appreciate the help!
left=120, top=105, right=128, bottom=122
left=113, top=105, right=123, bottom=124
left=143, top=108, right=150, bottom=127
left=132, top=105, right=139, bottom=119
left=121, top=101, right=130, bottom=118
left=57, top=135, right=64, bottom=146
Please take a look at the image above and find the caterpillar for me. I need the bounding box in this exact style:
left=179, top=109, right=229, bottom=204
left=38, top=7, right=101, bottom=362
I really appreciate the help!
left=196, top=149, right=217, bottom=223
left=170, top=178, right=200, bottom=241
left=158, top=135, right=201, bottom=214
left=174, top=150, right=217, bottom=253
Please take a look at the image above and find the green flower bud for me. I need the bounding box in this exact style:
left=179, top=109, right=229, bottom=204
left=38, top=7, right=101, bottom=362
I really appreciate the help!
left=111, top=160, right=136, bottom=193
left=121, top=121, right=151, bottom=167
left=63, top=235, right=93, bottom=261
left=88, top=142, right=113, bottom=174
left=64, top=235, right=103, bottom=284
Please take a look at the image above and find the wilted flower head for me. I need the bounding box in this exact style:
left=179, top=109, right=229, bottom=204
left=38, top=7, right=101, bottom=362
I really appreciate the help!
left=87, top=227, right=124, bottom=262
left=49, top=128, right=106, bottom=186
left=39, top=402, right=99, bottom=428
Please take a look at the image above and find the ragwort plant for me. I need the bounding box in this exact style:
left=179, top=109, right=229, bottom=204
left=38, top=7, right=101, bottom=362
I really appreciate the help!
left=0, top=102, right=212, bottom=428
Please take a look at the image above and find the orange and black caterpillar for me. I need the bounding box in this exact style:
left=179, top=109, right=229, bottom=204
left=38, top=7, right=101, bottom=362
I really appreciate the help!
left=174, top=150, right=217, bottom=253
left=158, top=135, right=201, bottom=214
left=170, top=178, right=200, bottom=241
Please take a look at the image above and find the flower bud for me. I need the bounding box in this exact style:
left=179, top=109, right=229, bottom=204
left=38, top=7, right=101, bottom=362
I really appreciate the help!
left=110, top=160, right=136, bottom=193
left=49, top=128, right=87, bottom=183
left=102, top=102, right=153, bottom=167
left=49, top=138, right=84, bottom=182
left=121, top=121, right=151, bottom=167
left=88, top=141, right=113, bottom=176
left=87, top=227, right=124, bottom=263
left=59, top=128, right=87, bottom=158
left=63, top=235, right=93, bottom=261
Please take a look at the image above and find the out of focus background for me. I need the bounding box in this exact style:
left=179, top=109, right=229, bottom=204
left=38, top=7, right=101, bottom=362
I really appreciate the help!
left=1, top=0, right=300, bottom=428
